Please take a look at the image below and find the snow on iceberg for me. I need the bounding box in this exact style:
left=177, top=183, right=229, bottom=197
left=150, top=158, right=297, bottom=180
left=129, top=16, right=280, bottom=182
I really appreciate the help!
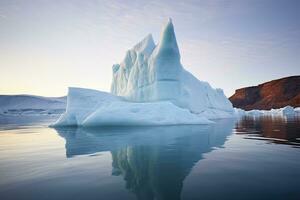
left=53, top=19, right=234, bottom=127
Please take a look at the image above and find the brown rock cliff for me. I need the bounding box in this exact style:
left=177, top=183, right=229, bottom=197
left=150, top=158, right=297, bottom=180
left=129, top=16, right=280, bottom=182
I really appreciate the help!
left=229, top=76, right=300, bottom=110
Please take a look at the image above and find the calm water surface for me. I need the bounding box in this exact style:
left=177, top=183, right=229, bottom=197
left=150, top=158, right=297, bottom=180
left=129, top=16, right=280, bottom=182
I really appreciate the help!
left=0, top=115, right=299, bottom=200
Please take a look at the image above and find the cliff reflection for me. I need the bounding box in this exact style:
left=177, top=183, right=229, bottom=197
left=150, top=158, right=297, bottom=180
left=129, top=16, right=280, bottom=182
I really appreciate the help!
left=55, top=119, right=235, bottom=200
left=236, top=116, right=300, bottom=145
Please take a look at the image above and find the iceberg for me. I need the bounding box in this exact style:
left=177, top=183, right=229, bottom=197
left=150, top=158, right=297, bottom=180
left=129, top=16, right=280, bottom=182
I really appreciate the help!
left=54, top=87, right=212, bottom=126
left=235, top=106, right=299, bottom=117
left=278, top=106, right=295, bottom=115
left=234, top=108, right=246, bottom=117
left=53, top=19, right=234, bottom=127
left=111, top=19, right=233, bottom=114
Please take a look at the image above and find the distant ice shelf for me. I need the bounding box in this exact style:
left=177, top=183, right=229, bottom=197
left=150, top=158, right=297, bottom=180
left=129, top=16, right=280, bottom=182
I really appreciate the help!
left=53, top=19, right=234, bottom=127
left=0, top=95, right=66, bottom=116
left=234, top=106, right=300, bottom=117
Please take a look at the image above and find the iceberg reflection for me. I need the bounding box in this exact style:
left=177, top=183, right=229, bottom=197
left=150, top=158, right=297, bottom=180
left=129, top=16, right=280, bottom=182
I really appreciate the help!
left=54, top=119, right=235, bottom=200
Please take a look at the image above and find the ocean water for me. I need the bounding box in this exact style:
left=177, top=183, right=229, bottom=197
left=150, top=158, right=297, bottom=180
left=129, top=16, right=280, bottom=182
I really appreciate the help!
left=0, top=115, right=299, bottom=200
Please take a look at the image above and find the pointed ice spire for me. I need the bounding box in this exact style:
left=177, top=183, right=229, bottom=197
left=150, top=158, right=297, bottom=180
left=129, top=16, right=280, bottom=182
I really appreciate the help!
left=156, top=18, right=180, bottom=59
left=149, top=18, right=182, bottom=83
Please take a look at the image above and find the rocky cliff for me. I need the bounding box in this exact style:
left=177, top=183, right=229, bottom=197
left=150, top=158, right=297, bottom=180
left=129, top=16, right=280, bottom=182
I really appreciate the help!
left=229, top=76, right=300, bottom=110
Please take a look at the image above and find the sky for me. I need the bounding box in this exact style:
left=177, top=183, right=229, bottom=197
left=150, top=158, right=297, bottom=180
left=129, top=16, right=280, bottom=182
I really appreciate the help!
left=0, top=0, right=299, bottom=97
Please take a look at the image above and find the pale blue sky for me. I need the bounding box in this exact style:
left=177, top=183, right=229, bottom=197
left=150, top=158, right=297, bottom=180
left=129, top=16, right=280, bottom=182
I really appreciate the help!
left=0, top=0, right=299, bottom=97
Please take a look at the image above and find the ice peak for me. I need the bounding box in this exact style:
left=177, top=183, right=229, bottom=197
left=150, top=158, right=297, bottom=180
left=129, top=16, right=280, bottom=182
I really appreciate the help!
left=133, top=34, right=155, bottom=57
left=145, top=33, right=154, bottom=42
left=156, top=18, right=180, bottom=58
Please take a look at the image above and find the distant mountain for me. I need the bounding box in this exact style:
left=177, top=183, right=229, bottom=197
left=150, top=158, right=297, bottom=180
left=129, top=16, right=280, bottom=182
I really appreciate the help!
left=0, top=95, right=66, bottom=115
left=229, top=76, right=300, bottom=110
